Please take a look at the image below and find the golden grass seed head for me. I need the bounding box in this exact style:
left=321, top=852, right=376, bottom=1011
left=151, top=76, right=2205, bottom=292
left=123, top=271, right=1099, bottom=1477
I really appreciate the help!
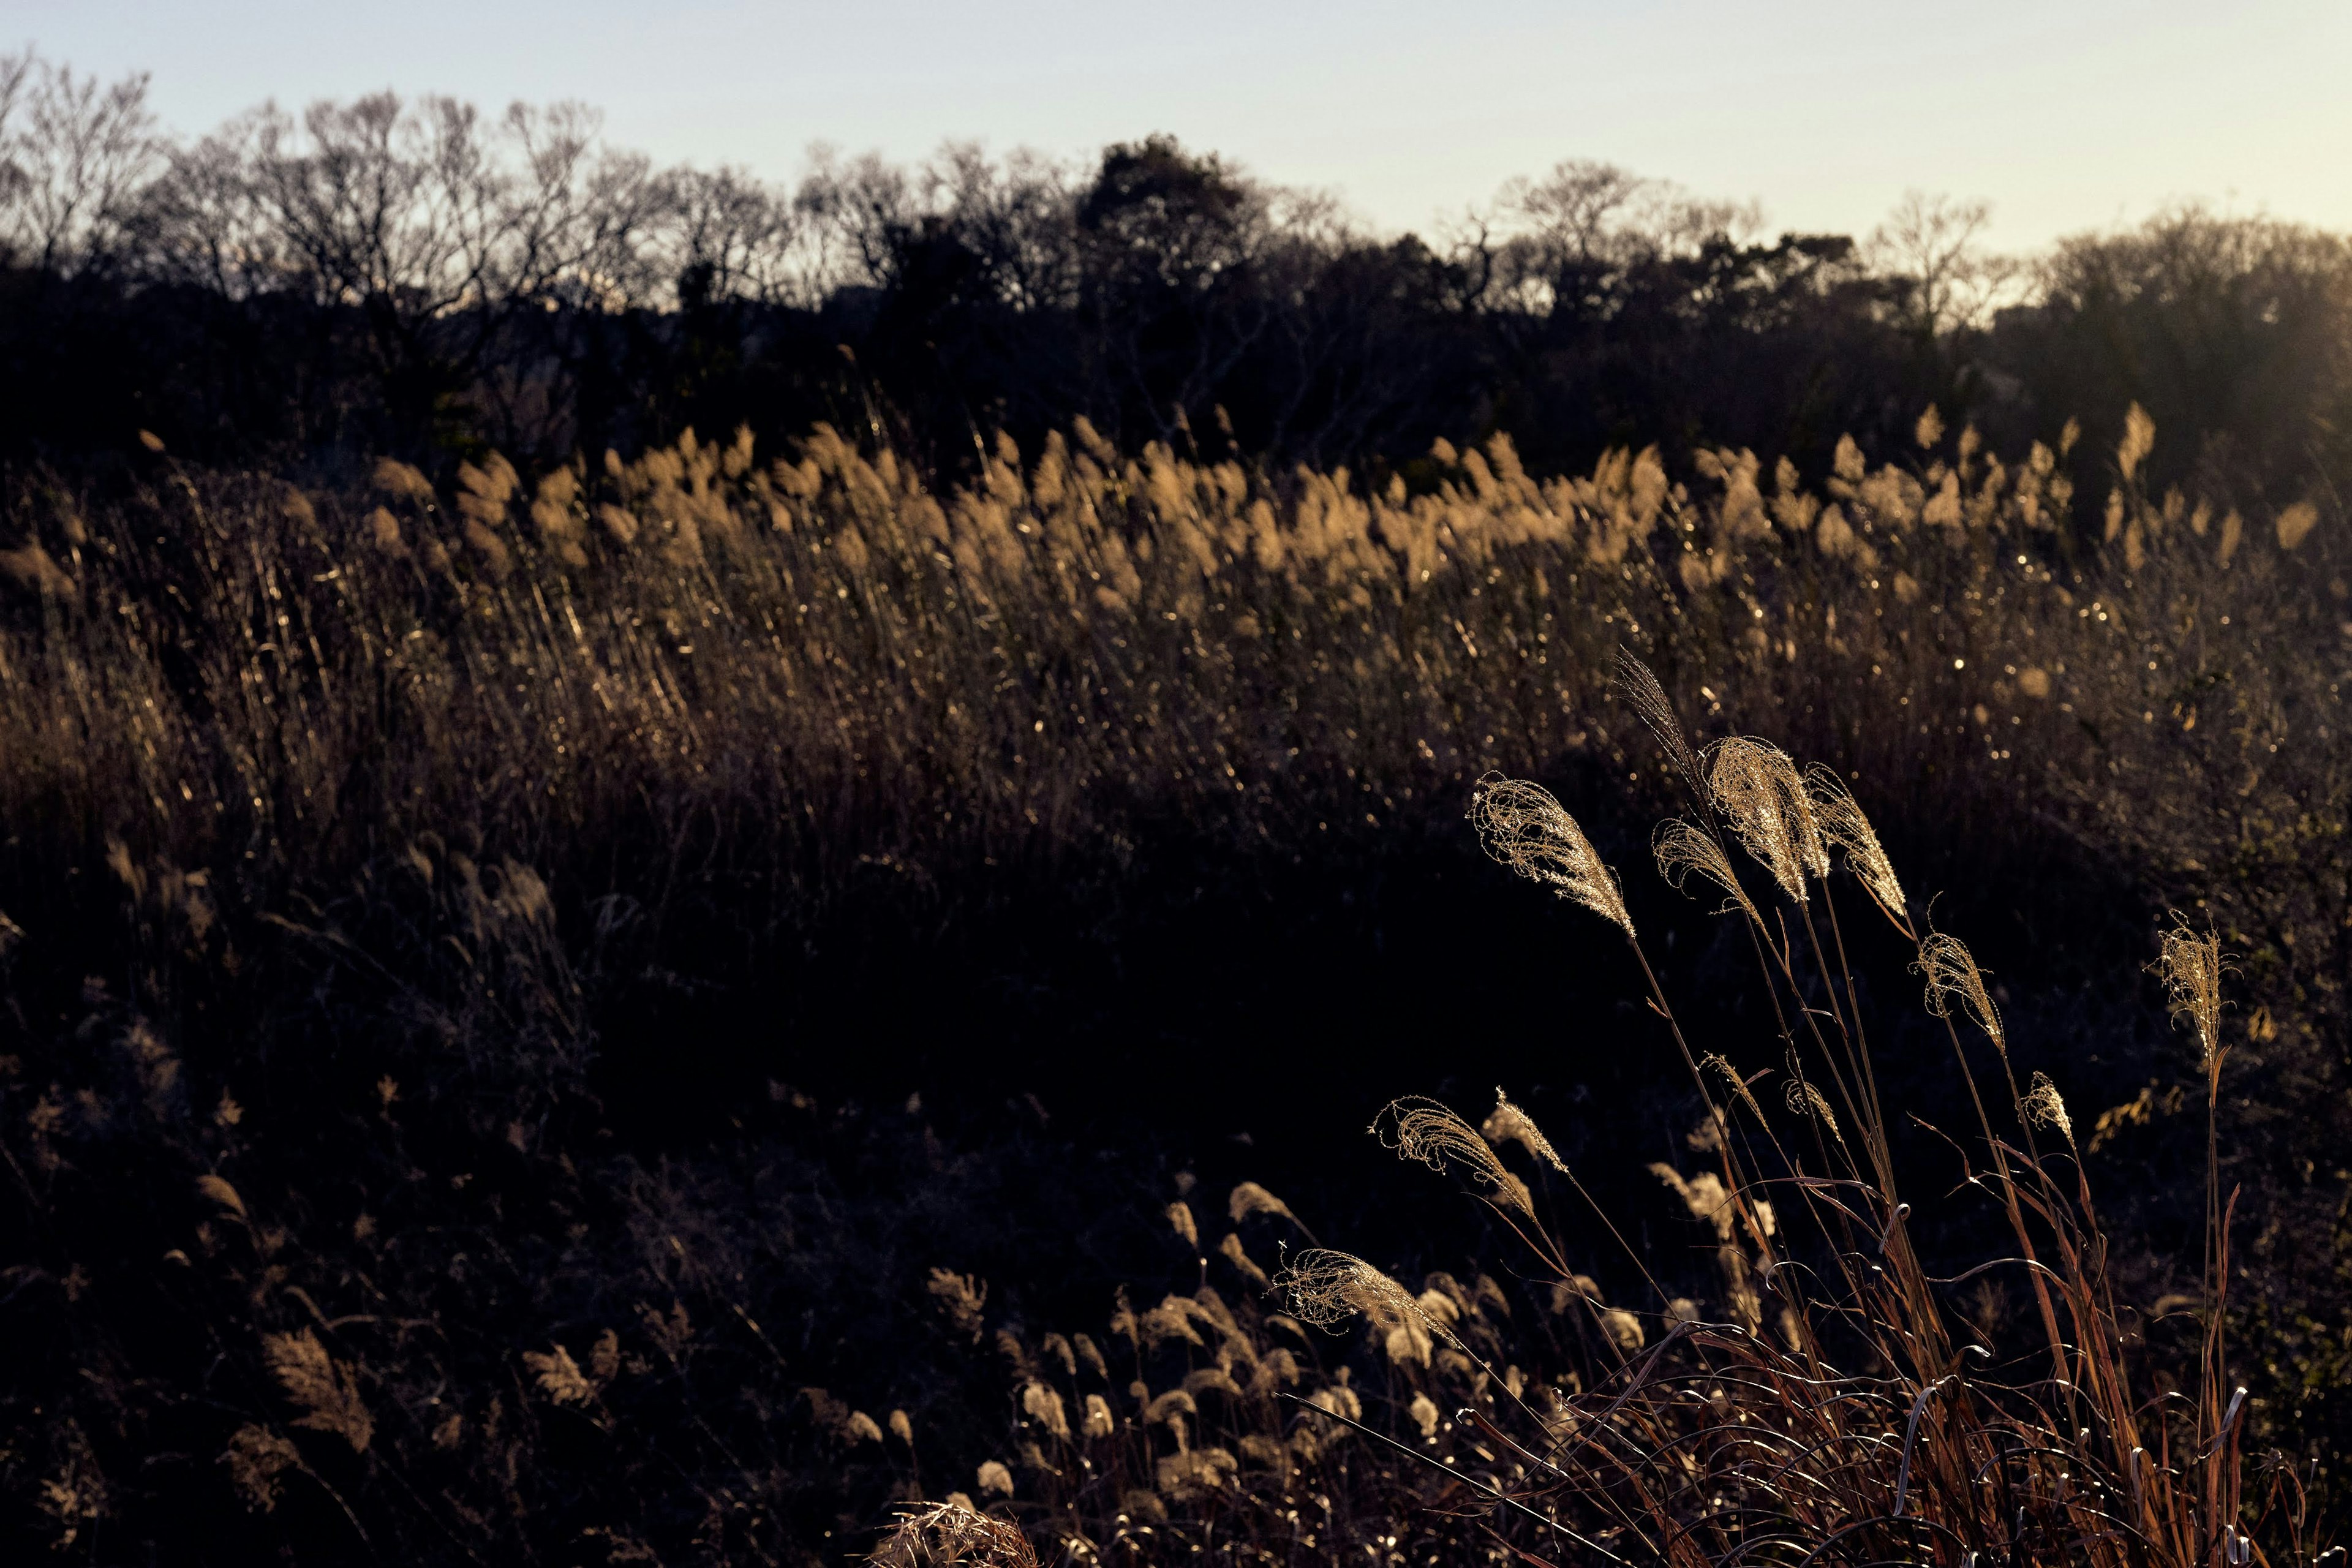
left=1481, top=1088, right=1569, bottom=1174
left=1917, top=932, right=2005, bottom=1054
left=1226, top=1180, right=1298, bottom=1228
left=1804, top=764, right=1907, bottom=921
left=1020, top=1381, right=1070, bottom=1441
left=371, top=458, right=435, bottom=507
left=1375, top=1096, right=1538, bottom=1218
left=1701, top=1053, right=1765, bottom=1121
left=2021, top=1071, right=2074, bottom=1144
left=1467, top=774, right=1632, bottom=937
left=1782, top=1076, right=1844, bottom=1145
left=2277, top=500, right=2320, bottom=552
left=1613, top=650, right=1703, bottom=795
left=1705, top=738, right=1826, bottom=904
left=1273, top=1248, right=1463, bottom=1352
left=2158, top=916, right=2225, bottom=1069
left=1652, top=818, right=1759, bottom=922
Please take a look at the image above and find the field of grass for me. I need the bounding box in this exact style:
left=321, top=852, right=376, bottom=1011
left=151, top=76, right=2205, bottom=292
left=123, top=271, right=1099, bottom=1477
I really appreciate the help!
left=1, top=409, right=2346, bottom=1561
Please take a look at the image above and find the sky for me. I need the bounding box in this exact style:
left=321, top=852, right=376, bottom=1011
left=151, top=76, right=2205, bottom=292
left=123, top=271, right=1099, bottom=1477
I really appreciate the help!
left=8, top=0, right=2349, bottom=254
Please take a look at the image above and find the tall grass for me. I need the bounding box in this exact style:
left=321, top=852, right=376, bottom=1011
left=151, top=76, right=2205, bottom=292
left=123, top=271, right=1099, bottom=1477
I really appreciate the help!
left=875, top=665, right=2308, bottom=1567
left=0, top=411, right=2344, bottom=1559
left=1251, top=669, right=2293, bottom=1564
left=0, top=412, right=2335, bottom=918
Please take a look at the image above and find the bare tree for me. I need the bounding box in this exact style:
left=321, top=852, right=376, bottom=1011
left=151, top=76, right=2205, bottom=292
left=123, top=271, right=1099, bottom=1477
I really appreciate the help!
left=1869, top=190, right=2021, bottom=334
left=1472, top=159, right=1767, bottom=315
left=132, top=117, right=287, bottom=298
left=920, top=142, right=1079, bottom=312
left=795, top=146, right=916, bottom=297
left=0, top=50, right=162, bottom=274
left=668, top=165, right=800, bottom=306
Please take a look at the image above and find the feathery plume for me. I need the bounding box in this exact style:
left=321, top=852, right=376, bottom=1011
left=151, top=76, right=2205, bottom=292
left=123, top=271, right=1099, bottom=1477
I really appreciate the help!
left=2158, top=916, right=2225, bottom=1069
left=927, top=1268, right=988, bottom=1343
left=2277, top=500, right=2320, bottom=552
left=1468, top=774, right=1633, bottom=937
left=1918, top=932, right=2005, bottom=1054
left=1481, top=1088, right=1569, bottom=1173
left=1783, top=1076, right=1844, bottom=1145
left=371, top=458, right=435, bottom=507
left=1274, top=1249, right=1463, bottom=1352
left=1706, top=738, right=1827, bottom=903
left=1702, top=1054, right=1765, bottom=1121
left=223, top=1426, right=300, bottom=1514
left=1218, top=1231, right=1271, bottom=1291
left=1374, top=1096, right=1537, bottom=1218
left=1613, top=650, right=1704, bottom=797
left=1227, top=1181, right=1302, bottom=1230
left=1020, top=1381, right=1071, bottom=1441
left=1649, top=1164, right=1738, bottom=1241
left=263, top=1331, right=373, bottom=1452
left=524, top=1344, right=594, bottom=1406
left=2021, top=1072, right=2074, bottom=1145
left=1804, top=764, right=1908, bottom=921
left=1652, top=819, right=1760, bottom=922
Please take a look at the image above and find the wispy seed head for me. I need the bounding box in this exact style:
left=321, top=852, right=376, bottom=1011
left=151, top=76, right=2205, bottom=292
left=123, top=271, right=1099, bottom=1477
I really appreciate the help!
left=1652, top=819, right=1759, bottom=922
left=2157, top=916, right=2225, bottom=1069
left=1376, top=1096, right=1538, bottom=1218
left=1701, top=1054, right=1765, bottom=1121
left=1275, top=1249, right=1462, bottom=1352
left=1613, top=650, right=1704, bottom=797
left=1482, top=1088, right=1569, bottom=1174
left=1918, top=932, right=2005, bottom=1054
left=1804, top=764, right=1907, bottom=922
left=1468, top=774, right=1633, bottom=937
left=1705, top=739, right=1826, bottom=905
left=2021, top=1071, right=2074, bottom=1145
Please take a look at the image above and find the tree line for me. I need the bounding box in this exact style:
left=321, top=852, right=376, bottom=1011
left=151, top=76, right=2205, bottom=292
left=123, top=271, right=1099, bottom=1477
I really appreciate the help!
left=2, top=47, right=2347, bottom=516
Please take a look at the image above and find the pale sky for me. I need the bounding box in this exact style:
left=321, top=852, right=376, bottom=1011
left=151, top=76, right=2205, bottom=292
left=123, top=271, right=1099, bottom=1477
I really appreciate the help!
left=9, top=0, right=2348, bottom=254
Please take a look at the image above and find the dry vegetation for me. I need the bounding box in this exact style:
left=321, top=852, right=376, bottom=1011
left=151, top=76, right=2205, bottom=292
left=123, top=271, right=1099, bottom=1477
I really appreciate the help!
left=0, top=406, right=2346, bottom=1562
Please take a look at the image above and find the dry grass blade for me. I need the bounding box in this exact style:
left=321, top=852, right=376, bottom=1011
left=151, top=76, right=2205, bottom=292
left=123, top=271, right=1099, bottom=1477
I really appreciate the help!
left=1468, top=774, right=1633, bottom=936
left=870, top=1500, right=1040, bottom=1567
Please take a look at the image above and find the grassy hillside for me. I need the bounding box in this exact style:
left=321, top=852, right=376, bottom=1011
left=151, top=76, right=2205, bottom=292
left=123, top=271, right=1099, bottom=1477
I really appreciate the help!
left=0, top=411, right=2345, bottom=1561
